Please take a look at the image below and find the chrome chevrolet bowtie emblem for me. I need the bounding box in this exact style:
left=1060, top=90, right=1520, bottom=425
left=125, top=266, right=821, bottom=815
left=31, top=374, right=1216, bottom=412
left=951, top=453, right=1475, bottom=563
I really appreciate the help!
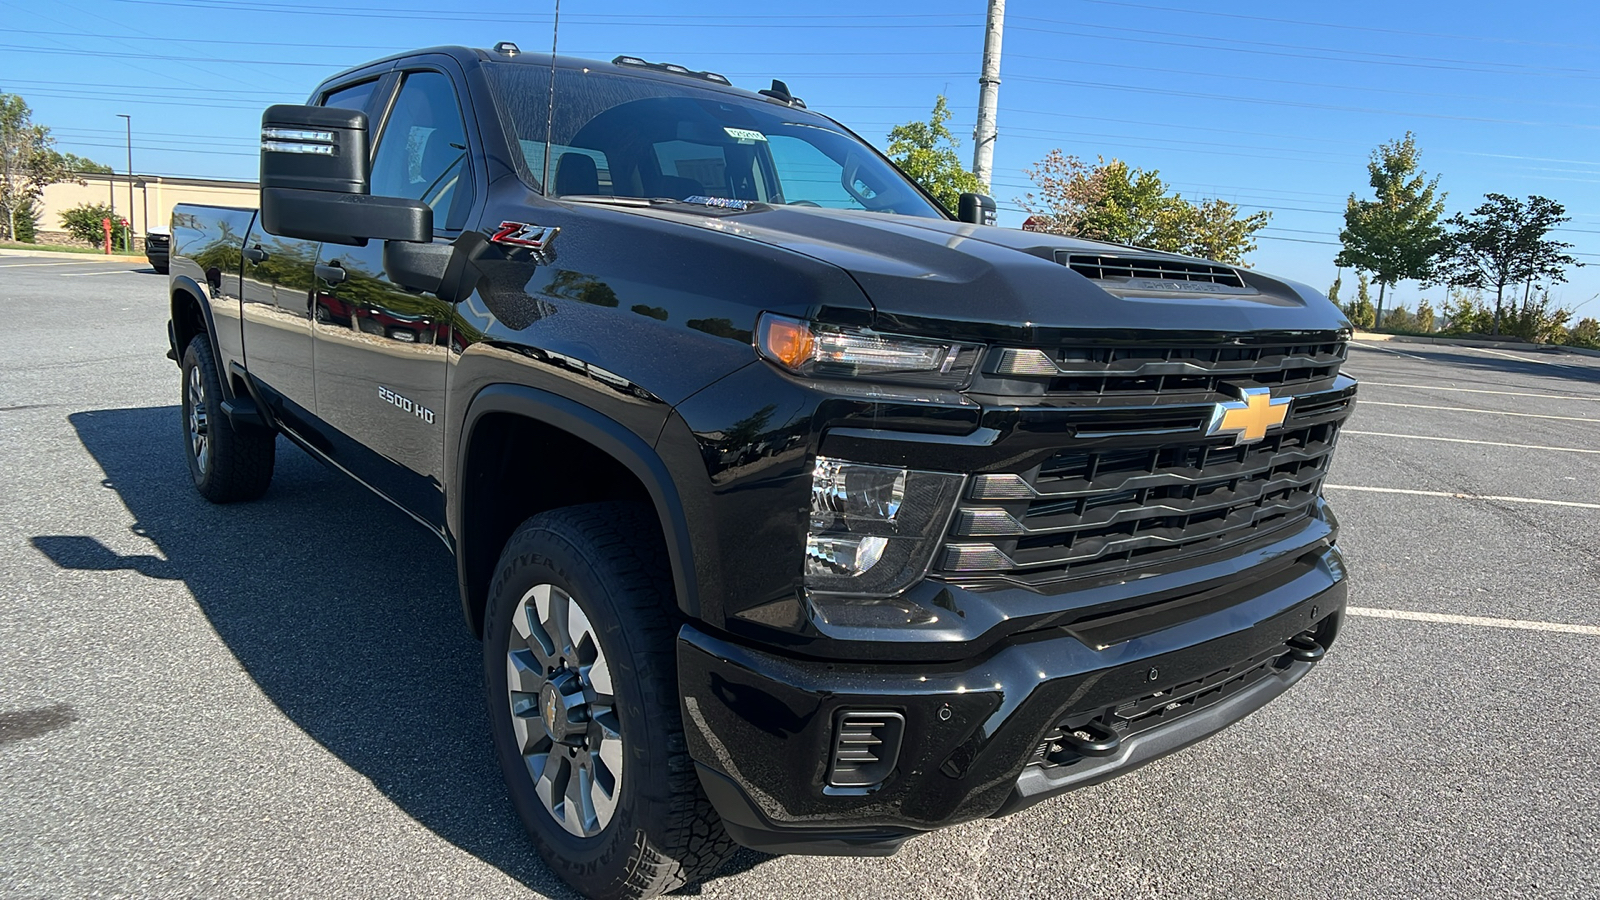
left=1206, top=386, right=1290, bottom=446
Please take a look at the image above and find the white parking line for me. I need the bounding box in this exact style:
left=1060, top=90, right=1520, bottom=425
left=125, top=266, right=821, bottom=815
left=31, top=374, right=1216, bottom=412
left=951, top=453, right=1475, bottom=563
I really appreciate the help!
left=1347, top=607, right=1600, bottom=636
left=1360, top=400, right=1600, bottom=424
left=1348, top=341, right=1425, bottom=360
left=1354, top=380, right=1600, bottom=403
left=1457, top=344, right=1587, bottom=371
left=58, top=269, right=135, bottom=277
left=1343, top=430, right=1600, bottom=455
left=1324, top=484, right=1600, bottom=509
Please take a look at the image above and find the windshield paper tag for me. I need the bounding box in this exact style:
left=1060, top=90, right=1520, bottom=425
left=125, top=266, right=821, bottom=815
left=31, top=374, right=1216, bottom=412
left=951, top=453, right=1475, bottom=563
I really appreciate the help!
left=684, top=196, right=752, bottom=210
left=724, top=127, right=767, bottom=143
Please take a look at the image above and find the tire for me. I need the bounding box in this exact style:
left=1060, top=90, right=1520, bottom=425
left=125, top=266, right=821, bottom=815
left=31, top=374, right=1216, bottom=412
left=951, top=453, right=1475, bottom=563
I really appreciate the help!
left=180, top=334, right=275, bottom=503
left=484, top=503, right=735, bottom=900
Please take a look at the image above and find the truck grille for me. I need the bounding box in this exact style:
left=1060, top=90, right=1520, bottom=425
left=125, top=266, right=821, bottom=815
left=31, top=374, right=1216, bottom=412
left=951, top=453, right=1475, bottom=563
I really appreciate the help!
left=940, top=334, right=1354, bottom=590
left=989, top=339, right=1347, bottom=397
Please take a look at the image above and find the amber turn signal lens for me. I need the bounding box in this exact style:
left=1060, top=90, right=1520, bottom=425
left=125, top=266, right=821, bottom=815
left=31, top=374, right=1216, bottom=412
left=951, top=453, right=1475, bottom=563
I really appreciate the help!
left=759, top=316, right=816, bottom=370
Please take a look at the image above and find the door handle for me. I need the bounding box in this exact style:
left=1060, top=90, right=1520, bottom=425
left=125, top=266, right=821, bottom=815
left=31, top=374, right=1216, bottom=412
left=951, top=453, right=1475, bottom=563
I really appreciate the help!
left=243, top=245, right=268, bottom=263
left=314, top=262, right=347, bottom=285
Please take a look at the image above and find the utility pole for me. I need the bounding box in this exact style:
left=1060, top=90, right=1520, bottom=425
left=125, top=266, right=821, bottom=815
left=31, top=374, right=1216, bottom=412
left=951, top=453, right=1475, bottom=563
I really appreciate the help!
left=117, top=113, right=132, bottom=251
left=972, top=0, right=1004, bottom=188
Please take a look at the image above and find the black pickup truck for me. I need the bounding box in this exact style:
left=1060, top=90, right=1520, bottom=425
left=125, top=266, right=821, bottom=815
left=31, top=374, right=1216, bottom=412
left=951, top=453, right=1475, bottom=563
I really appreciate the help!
left=167, top=43, right=1355, bottom=900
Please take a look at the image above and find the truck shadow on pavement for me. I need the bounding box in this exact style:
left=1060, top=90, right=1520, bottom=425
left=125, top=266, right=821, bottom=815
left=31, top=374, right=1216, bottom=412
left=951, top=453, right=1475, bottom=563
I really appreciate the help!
left=58, top=406, right=767, bottom=897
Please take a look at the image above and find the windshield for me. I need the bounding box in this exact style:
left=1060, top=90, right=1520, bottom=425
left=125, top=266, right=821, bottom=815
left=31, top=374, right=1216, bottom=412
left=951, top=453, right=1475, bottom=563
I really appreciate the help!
left=485, top=63, right=944, bottom=218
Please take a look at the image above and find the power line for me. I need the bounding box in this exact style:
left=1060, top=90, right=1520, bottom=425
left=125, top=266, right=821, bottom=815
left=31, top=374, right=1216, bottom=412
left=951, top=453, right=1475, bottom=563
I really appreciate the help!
left=1011, top=21, right=1600, bottom=80
left=1057, top=0, right=1598, bottom=50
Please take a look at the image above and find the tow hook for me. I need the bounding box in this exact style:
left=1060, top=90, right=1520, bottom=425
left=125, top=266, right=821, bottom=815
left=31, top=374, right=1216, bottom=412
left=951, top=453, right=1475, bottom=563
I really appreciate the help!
left=1286, top=632, right=1326, bottom=662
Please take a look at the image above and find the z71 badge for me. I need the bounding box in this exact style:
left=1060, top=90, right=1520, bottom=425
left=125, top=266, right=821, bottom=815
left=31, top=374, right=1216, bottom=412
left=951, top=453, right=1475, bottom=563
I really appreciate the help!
left=489, top=221, right=559, bottom=250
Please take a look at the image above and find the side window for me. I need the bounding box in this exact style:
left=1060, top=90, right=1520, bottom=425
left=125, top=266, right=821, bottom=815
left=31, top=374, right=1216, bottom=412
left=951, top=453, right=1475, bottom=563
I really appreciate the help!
left=320, top=79, right=379, bottom=114
left=370, top=71, right=473, bottom=230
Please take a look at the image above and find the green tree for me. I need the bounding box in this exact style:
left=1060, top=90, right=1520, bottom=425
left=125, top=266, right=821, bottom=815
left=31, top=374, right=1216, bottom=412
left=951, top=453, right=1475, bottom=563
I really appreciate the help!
left=1336, top=132, right=1447, bottom=327
left=1567, top=317, right=1600, bottom=349
left=0, top=93, right=76, bottom=241
left=886, top=96, right=986, bottom=211
left=59, top=202, right=128, bottom=247
left=1327, top=273, right=1342, bottom=307
left=1018, top=151, right=1270, bottom=265
left=11, top=196, right=39, bottom=242
left=1434, top=193, right=1581, bottom=336
left=1415, top=299, right=1436, bottom=333
left=56, top=151, right=113, bottom=175
left=1343, top=271, right=1376, bottom=329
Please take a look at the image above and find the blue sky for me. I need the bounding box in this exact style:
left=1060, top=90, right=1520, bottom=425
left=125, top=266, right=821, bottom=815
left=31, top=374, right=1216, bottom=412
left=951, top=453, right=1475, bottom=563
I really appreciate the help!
left=5, top=0, right=1598, bottom=316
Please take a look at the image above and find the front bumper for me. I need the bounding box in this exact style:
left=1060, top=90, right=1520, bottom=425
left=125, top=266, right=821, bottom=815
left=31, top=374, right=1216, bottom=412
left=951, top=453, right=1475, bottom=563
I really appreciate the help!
left=678, top=544, right=1345, bottom=855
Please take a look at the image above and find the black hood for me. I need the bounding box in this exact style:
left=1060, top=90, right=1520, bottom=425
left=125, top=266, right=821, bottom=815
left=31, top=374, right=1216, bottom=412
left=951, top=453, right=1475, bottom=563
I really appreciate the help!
left=623, top=203, right=1349, bottom=344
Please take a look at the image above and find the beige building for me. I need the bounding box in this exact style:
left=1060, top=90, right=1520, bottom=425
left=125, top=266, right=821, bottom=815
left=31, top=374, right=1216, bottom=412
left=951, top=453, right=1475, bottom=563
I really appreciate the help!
left=33, top=173, right=258, bottom=250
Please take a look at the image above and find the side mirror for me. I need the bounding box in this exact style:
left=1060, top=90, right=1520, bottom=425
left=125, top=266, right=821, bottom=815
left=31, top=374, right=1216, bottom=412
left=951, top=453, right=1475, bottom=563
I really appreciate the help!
left=259, top=104, right=432, bottom=246
left=383, top=240, right=452, bottom=295
left=957, top=192, right=997, bottom=226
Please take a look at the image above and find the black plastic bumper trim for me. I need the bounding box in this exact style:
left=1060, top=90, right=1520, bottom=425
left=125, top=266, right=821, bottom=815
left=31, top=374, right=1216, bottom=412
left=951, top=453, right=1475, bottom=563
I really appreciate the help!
left=996, top=654, right=1314, bottom=817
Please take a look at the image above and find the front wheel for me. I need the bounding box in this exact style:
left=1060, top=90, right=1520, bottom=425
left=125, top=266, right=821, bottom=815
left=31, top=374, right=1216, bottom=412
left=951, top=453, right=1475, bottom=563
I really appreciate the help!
left=180, top=335, right=275, bottom=502
left=484, top=503, right=735, bottom=900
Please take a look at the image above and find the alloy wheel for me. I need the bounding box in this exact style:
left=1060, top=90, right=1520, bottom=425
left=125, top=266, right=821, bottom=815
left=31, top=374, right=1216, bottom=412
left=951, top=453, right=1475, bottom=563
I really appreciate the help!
left=506, top=583, right=624, bottom=838
left=186, top=362, right=210, bottom=475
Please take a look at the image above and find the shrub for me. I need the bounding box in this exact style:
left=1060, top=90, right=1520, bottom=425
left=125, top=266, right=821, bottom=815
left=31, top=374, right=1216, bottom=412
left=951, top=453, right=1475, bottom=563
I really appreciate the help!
left=59, top=203, right=129, bottom=248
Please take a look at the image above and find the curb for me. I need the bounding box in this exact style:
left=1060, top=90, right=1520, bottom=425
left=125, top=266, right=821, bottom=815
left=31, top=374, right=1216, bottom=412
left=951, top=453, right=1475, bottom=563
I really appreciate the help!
left=1351, top=331, right=1600, bottom=359
left=0, top=247, right=146, bottom=262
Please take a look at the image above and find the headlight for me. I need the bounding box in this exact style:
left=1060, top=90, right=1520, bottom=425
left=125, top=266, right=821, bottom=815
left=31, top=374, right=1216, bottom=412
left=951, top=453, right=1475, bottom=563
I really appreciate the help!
left=804, top=457, right=964, bottom=598
left=756, top=313, right=984, bottom=388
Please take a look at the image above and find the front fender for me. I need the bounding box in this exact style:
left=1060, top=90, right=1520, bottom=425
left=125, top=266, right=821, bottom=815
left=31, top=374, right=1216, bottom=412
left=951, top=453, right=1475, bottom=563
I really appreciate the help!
left=449, top=360, right=698, bottom=630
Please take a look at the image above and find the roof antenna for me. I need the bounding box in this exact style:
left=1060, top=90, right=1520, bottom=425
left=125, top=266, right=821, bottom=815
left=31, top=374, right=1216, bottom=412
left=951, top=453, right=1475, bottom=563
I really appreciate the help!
left=540, top=0, right=561, bottom=195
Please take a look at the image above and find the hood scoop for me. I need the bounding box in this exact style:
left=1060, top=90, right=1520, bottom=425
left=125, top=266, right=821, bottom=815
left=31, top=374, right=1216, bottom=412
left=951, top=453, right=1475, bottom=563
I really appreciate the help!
left=1058, top=251, right=1255, bottom=295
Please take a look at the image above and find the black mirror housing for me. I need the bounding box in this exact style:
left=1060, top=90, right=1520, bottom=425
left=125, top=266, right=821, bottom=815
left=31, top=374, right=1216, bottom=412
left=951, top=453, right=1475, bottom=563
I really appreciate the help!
left=383, top=239, right=452, bottom=295
left=957, top=192, right=998, bottom=226
left=258, top=104, right=434, bottom=246
left=263, top=189, right=433, bottom=247
left=260, top=104, right=370, bottom=194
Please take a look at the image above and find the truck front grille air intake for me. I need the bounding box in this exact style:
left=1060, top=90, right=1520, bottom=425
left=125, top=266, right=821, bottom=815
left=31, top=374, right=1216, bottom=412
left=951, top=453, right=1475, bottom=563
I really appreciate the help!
left=945, top=333, right=1354, bottom=591
left=1060, top=252, right=1247, bottom=288
left=826, top=710, right=905, bottom=790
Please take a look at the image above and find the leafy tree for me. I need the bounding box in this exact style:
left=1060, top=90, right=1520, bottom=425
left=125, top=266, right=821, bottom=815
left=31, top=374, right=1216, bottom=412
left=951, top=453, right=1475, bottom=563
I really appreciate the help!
left=886, top=96, right=987, bottom=212
left=1567, top=317, right=1600, bottom=349
left=56, top=151, right=113, bottom=175
left=59, top=202, right=128, bottom=248
left=1415, top=299, right=1435, bottom=333
left=1018, top=151, right=1270, bottom=265
left=0, top=93, right=76, bottom=241
left=11, top=196, right=39, bottom=242
left=1384, top=306, right=1417, bottom=331
left=1441, top=290, right=1496, bottom=335
left=1434, top=193, right=1582, bottom=336
left=1343, top=271, right=1375, bottom=329
left=1336, top=132, right=1447, bottom=327
left=1327, top=273, right=1342, bottom=307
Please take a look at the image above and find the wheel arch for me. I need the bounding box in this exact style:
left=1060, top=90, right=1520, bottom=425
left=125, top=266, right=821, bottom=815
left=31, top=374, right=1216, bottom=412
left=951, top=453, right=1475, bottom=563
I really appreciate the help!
left=170, top=276, right=235, bottom=399
left=454, top=384, right=700, bottom=638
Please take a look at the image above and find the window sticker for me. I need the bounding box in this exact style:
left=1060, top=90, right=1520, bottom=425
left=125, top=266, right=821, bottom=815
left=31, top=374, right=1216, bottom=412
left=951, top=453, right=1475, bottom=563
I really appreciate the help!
left=683, top=195, right=752, bottom=210
left=723, top=127, right=768, bottom=143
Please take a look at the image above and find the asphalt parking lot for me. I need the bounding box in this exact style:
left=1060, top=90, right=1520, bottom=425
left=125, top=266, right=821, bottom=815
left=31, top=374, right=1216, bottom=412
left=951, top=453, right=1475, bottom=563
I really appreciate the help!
left=2, top=253, right=1597, bottom=899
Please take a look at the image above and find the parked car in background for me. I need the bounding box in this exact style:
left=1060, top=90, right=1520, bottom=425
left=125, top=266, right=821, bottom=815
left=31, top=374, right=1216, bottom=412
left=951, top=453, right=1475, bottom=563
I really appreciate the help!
left=145, top=225, right=170, bottom=273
